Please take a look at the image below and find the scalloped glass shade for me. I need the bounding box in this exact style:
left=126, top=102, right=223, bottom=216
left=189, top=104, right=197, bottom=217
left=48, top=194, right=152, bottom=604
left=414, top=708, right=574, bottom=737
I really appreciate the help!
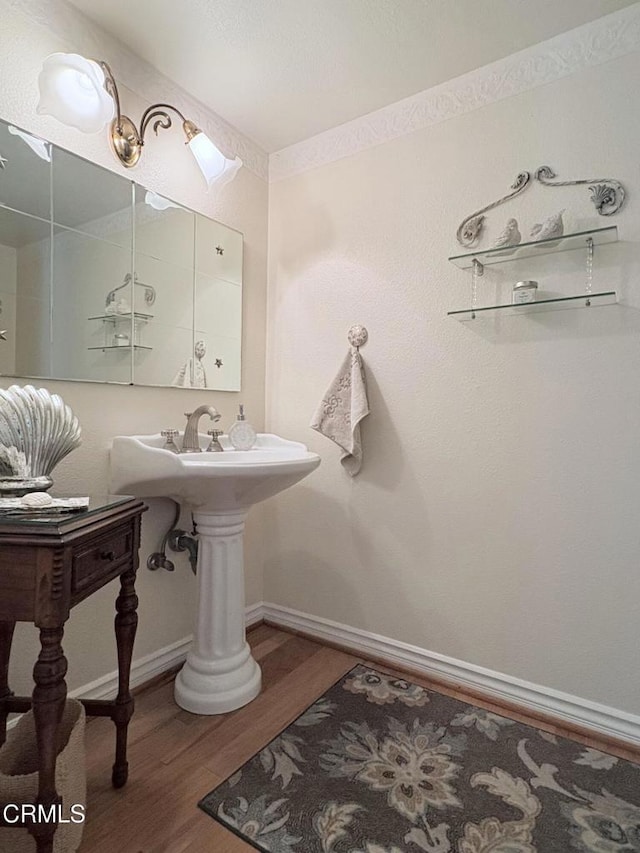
left=37, top=53, right=115, bottom=134
left=7, top=126, right=51, bottom=162
left=144, top=191, right=183, bottom=211
left=188, top=131, right=242, bottom=188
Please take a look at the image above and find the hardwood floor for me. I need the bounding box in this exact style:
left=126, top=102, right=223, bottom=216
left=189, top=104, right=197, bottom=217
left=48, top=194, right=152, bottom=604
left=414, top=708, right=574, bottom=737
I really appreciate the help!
left=79, top=626, right=357, bottom=852
left=79, top=624, right=639, bottom=852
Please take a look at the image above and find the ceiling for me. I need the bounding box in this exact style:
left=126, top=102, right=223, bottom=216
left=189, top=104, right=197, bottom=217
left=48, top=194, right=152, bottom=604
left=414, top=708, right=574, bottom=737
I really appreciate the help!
left=69, top=0, right=636, bottom=152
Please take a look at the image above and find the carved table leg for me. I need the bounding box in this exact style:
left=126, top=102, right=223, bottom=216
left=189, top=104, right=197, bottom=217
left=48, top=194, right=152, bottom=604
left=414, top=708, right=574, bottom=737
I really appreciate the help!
left=0, top=620, right=15, bottom=746
left=112, top=566, right=138, bottom=788
left=29, top=626, right=67, bottom=853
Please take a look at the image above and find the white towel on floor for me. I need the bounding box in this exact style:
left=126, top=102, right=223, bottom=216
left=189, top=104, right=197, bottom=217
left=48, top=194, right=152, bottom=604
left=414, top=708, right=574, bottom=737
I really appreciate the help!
left=310, top=349, right=369, bottom=476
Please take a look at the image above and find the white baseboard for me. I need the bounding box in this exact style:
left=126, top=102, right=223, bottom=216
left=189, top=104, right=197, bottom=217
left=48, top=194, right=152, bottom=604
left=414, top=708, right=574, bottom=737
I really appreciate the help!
left=71, top=635, right=193, bottom=702
left=74, top=601, right=266, bottom=702
left=13, top=601, right=637, bottom=747
left=245, top=601, right=266, bottom=628
left=7, top=602, right=266, bottom=728
left=261, top=602, right=640, bottom=747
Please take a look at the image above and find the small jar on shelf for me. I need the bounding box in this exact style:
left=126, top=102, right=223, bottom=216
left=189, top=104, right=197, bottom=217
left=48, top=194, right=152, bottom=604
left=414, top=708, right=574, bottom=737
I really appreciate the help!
left=512, top=280, right=538, bottom=304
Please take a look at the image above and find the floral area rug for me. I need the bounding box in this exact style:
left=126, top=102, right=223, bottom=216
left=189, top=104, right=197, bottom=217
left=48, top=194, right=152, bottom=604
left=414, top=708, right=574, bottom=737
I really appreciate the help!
left=198, top=664, right=640, bottom=852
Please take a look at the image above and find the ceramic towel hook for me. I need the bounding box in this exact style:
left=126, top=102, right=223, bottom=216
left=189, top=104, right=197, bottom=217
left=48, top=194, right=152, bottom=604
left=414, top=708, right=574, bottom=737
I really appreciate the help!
left=347, top=325, right=368, bottom=350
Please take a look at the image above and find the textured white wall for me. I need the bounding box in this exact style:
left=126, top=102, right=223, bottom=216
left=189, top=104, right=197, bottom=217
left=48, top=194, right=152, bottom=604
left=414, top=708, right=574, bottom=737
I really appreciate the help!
left=266, top=50, right=640, bottom=715
left=0, top=0, right=268, bottom=694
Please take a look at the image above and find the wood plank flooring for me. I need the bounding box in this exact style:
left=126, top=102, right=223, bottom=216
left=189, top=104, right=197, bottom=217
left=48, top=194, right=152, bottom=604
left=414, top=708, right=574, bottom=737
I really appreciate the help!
left=79, top=626, right=356, bottom=852
left=78, top=625, right=639, bottom=852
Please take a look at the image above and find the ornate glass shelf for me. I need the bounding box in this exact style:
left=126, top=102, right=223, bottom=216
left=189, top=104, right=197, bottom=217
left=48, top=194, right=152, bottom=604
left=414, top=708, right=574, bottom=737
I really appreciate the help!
left=88, top=312, right=154, bottom=322
left=448, top=291, right=617, bottom=321
left=448, top=226, right=617, bottom=270
left=87, top=344, right=153, bottom=351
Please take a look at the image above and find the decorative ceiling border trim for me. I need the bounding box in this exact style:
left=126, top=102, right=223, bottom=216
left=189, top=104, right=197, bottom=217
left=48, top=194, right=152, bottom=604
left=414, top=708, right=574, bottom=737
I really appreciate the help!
left=1, top=0, right=269, bottom=181
left=269, top=4, right=640, bottom=183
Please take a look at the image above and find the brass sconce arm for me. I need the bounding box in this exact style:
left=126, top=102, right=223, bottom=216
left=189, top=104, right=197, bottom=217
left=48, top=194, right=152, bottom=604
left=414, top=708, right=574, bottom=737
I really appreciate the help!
left=140, top=103, right=188, bottom=140
left=99, top=62, right=198, bottom=168
left=99, top=61, right=123, bottom=130
left=37, top=52, right=242, bottom=186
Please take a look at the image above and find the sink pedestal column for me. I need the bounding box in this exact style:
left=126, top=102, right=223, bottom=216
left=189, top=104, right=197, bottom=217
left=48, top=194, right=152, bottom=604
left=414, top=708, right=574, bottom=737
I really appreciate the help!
left=174, top=510, right=261, bottom=715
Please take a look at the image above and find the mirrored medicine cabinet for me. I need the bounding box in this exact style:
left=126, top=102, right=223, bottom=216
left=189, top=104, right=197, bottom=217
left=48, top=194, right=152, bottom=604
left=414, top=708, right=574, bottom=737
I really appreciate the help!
left=0, top=118, right=243, bottom=391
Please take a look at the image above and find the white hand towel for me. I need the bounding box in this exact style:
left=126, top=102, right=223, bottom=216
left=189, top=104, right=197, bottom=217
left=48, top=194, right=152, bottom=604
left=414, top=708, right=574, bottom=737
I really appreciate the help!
left=310, top=349, right=370, bottom=476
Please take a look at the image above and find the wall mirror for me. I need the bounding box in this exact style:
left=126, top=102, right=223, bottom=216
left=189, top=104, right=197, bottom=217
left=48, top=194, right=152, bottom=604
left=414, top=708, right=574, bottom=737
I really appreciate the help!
left=0, top=118, right=242, bottom=391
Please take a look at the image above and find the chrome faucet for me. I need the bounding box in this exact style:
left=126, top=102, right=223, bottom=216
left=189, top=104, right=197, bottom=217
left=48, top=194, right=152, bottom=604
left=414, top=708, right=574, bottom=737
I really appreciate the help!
left=181, top=406, right=221, bottom=453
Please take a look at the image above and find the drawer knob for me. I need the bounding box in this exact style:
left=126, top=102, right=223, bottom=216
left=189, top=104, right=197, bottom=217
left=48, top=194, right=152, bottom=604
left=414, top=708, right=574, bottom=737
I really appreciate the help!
left=100, top=550, right=116, bottom=562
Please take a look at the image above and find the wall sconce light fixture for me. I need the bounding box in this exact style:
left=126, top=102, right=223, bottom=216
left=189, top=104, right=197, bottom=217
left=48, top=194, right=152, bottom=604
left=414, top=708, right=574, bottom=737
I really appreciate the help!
left=37, top=53, right=242, bottom=189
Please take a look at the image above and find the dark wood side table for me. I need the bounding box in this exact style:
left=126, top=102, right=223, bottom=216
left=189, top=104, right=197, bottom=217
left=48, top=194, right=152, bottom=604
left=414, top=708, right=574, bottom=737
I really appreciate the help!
left=0, top=495, right=147, bottom=853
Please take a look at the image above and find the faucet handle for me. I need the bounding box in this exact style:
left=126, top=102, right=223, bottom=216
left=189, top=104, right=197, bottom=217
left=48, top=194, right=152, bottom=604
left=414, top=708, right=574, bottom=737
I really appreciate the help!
left=206, top=429, right=224, bottom=452
left=161, top=429, right=180, bottom=453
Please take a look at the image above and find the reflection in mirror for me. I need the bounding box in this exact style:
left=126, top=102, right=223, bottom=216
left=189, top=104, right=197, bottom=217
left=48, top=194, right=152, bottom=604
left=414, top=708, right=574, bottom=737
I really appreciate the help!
left=0, top=118, right=242, bottom=391
left=133, top=185, right=194, bottom=388
left=53, top=146, right=132, bottom=247
left=193, top=214, right=243, bottom=392
left=53, top=226, right=134, bottom=383
left=0, top=122, right=51, bottom=221
left=0, top=208, right=51, bottom=379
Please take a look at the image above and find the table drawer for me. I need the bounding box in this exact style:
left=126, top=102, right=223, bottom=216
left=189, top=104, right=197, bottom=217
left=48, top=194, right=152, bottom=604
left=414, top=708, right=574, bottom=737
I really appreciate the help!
left=72, top=523, right=134, bottom=593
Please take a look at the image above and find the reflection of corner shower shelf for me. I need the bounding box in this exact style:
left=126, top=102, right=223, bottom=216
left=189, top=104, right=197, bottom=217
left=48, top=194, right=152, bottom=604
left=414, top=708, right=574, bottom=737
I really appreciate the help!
left=87, top=312, right=154, bottom=322
left=87, top=345, right=153, bottom=351
left=448, top=290, right=617, bottom=320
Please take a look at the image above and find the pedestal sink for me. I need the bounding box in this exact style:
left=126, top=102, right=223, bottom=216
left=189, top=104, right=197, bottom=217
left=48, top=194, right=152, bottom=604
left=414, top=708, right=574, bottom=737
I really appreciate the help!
left=110, top=433, right=320, bottom=714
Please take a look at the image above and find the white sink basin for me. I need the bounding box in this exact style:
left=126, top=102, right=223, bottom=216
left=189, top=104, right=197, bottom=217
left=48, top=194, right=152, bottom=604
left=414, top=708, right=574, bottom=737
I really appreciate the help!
left=110, top=432, right=320, bottom=511
left=109, top=432, right=320, bottom=716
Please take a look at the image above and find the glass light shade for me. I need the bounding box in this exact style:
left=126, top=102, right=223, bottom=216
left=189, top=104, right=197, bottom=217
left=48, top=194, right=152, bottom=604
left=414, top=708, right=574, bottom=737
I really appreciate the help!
left=144, top=190, right=184, bottom=211
left=37, top=53, right=115, bottom=134
left=8, top=126, right=51, bottom=162
left=187, top=131, right=242, bottom=189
